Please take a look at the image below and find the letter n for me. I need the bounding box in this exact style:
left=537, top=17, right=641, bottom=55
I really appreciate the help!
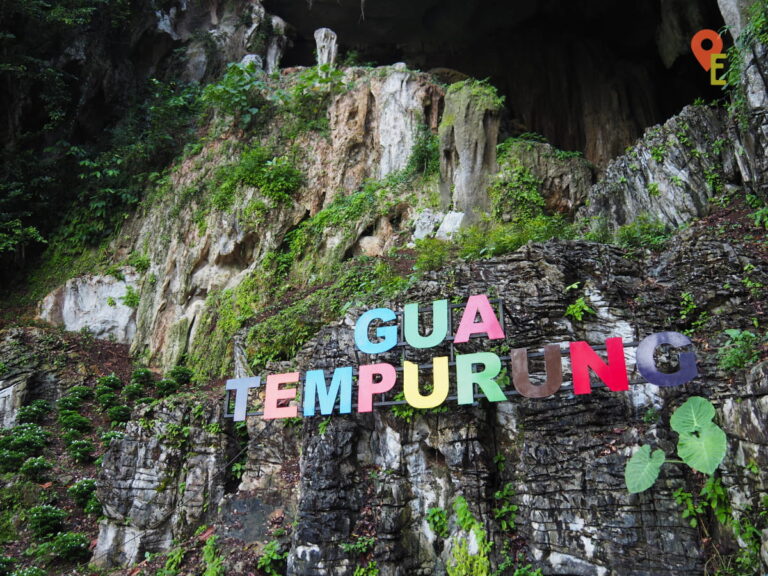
left=569, top=338, right=628, bottom=394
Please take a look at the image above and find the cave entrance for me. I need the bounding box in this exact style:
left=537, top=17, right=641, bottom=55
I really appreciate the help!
left=265, top=0, right=726, bottom=168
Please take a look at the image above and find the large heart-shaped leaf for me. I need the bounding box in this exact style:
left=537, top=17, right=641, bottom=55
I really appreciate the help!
left=625, top=445, right=666, bottom=493
left=670, top=396, right=716, bottom=434
left=677, top=423, right=727, bottom=475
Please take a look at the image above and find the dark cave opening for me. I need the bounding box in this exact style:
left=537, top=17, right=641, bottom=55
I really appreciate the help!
left=265, top=0, right=727, bottom=166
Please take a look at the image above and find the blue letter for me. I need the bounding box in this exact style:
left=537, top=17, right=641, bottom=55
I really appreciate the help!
left=354, top=307, right=398, bottom=354
left=303, top=367, right=353, bottom=416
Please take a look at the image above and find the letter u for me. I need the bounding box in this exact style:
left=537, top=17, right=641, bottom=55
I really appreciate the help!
left=510, top=345, right=563, bottom=398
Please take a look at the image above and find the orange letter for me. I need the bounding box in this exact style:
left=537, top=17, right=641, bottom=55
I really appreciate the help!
left=263, top=372, right=299, bottom=419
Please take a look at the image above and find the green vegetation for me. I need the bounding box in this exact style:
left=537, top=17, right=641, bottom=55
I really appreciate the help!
left=340, top=535, right=375, bottom=556
left=407, top=123, right=440, bottom=177
left=257, top=540, right=287, bottom=576
left=221, top=145, right=303, bottom=207
left=18, top=457, right=52, bottom=480
left=27, top=505, right=67, bottom=540
left=16, top=401, right=50, bottom=425
left=726, top=0, right=768, bottom=125
left=565, top=297, right=596, bottom=322
left=201, top=535, right=225, bottom=576
left=492, top=483, right=518, bottom=532
left=353, top=561, right=380, bottom=576
left=625, top=397, right=726, bottom=493
left=120, top=285, right=140, bottom=308
left=67, top=479, right=97, bottom=508
left=426, top=507, right=449, bottom=539
left=288, top=65, right=345, bottom=131
left=446, top=79, right=505, bottom=111
left=718, top=329, right=764, bottom=371
left=201, top=61, right=268, bottom=129
left=448, top=497, right=492, bottom=576
left=614, top=214, right=670, bottom=253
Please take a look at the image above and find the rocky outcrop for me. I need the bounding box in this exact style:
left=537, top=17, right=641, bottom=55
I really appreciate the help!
left=495, top=139, right=594, bottom=218
left=38, top=270, right=139, bottom=344
left=581, top=105, right=739, bottom=230
left=119, top=67, right=444, bottom=369
left=92, top=399, right=231, bottom=567
left=439, top=81, right=503, bottom=222
left=267, top=230, right=766, bottom=576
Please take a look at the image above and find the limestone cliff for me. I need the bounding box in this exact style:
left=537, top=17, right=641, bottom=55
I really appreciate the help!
left=1, top=1, right=768, bottom=576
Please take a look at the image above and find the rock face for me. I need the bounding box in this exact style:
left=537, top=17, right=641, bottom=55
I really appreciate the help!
left=272, top=232, right=767, bottom=576
left=580, top=105, right=738, bottom=230
left=120, top=67, right=444, bottom=369
left=314, top=28, right=338, bottom=69
left=439, top=81, right=503, bottom=219
left=38, top=270, right=139, bottom=344
left=93, top=400, right=230, bottom=566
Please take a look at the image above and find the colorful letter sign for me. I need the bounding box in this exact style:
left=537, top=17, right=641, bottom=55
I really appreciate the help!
left=225, top=294, right=700, bottom=421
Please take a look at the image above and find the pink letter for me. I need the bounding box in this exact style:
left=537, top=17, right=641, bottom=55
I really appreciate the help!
left=569, top=338, right=629, bottom=395
left=454, top=294, right=505, bottom=343
left=357, top=363, right=397, bottom=413
left=263, top=372, right=299, bottom=419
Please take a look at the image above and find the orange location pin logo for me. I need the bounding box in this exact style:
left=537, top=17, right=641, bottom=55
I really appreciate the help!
left=691, top=29, right=724, bottom=71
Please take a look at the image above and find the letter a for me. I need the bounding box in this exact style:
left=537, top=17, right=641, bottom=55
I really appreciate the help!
left=454, top=294, right=505, bottom=343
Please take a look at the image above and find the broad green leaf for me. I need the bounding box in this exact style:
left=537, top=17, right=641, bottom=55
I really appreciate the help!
left=670, top=396, right=716, bottom=434
left=625, top=445, right=666, bottom=493
left=677, top=423, right=727, bottom=475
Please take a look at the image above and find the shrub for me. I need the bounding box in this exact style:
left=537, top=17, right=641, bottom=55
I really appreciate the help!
left=84, top=493, right=101, bottom=516
left=67, top=479, right=97, bottom=507
left=19, top=457, right=52, bottom=480
left=96, top=373, right=121, bottom=389
left=16, top=400, right=50, bottom=424
left=0, top=556, right=14, bottom=576
left=107, top=405, right=131, bottom=424
left=157, top=379, right=179, bottom=397
left=66, top=440, right=94, bottom=463
left=131, top=368, right=154, bottom=387
left=120, top=285, right=140, bottom=308
left=426, top=507, right=449, bottom=539
left=284, top=64, right=344, bottom=133
left=0, top=450, right=25, bottom=473
left=407, top=123, right=439, bottom=177
left=201, top=61, right=267, bottom=127
left=614, top=214, right=669, bottom=251
left=122, top=382, right=143, bottom=400
left=457, top=216, right=572, bottom=260
left=489, top=165, right=544, bottom=221
left=46, top=531, right=90, bottom=562
left=227, top=146, right=303, bottom=205
left=58, top=410, right=92, bottom=433
left=62, top=429, right=82, bottom=444
left=168, top=365, right=193, bottom=385
left=27, top=505, right=66, bottom=539
left=100, top=431, right=124, bottom=445
left=718, top=329, right=763, bottom=371
left=10, top=568, right=46, bottom=576
left=0, top=424, right=49, bottom=455
left=257, top=539, right=287, bottom=576
left=56, top=395, right=83, bottom=411
left=95, top=389, right=118, bottom=409
left=413, top=237, right=451, bottom=272
left=66, top=385, right=93, bottom=401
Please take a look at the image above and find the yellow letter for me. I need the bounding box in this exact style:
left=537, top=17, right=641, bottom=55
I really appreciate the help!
left=403, top=357, right=449, bottom=409
left=710, top=53, right=727, bottom=86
